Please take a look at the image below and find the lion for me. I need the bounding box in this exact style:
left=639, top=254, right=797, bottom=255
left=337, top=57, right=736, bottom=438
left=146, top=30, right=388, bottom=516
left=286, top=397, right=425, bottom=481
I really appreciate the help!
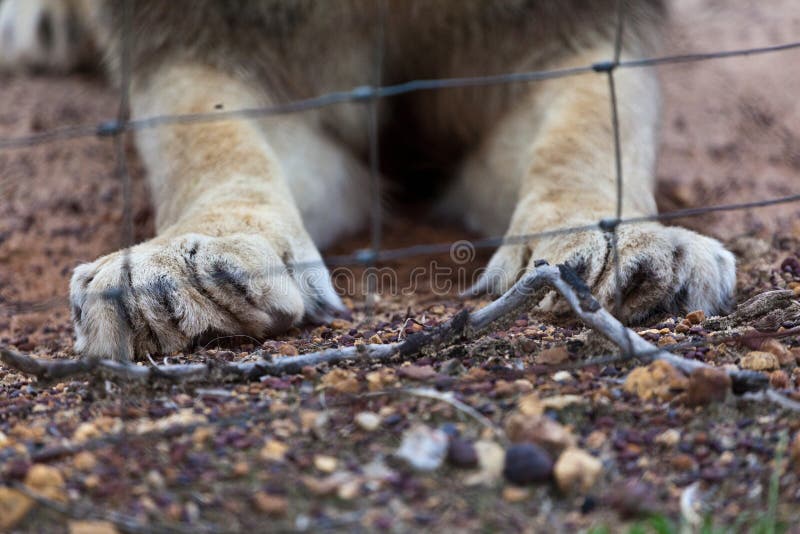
left=0, top=0, right=735, bottom=360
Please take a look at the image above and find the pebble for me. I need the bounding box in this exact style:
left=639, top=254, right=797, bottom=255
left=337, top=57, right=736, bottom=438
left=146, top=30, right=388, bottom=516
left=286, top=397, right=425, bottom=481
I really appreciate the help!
left=761, top=339, right=794, bottom=365
left=671, top=453, right=696, bottom=472
left=73, top=451, right=97, bottom=472
left=541, top=395, right=585, bottom=411
left=505, top=413, right=576, bottom=455
left=25, top=464, right=66, bottom=501
left=330, top=318, right=351, bottom=330
left=278, top=344, right=298, bottom=356
left=503, top=443, right=553, bottom=485
left=354, top=411, right=381, bottom=431
left=654, top=429, right=681, bottom=448
left=553, top=447, right=603, bottom=493
left=685, top=310, right=706, bottom=325
left=396, top=425, right=449, bottom=471
left=585, top=430, right=607, bottom=450
left=259, top=439, right=288, bottom=462
left=517, top=394, right=544, bottom=416
left=502, top=486, right=530, bottom=502
left=447, top=438, right=479, bottom=468
left=321, top=369, right=360, bottom=394
left=537, top=346, right=569, bottom=365
left=252, top=492, right=288, bottom=516
left=769, top=370, right=789, bottom=389
left=623, top=360, right=687, bottom=401
left=314, top=455, right=338, bottom=473
left=68, top=520, right=120, bottom=534
left=464, top=440, right=505, bottom=485
left=398, top=365, right=437, bottom=381
left=551, top=371, right=573, bottom=382
left=740, top=351, right=780, bottom=371
left=685, top=367, right=731, bottom=406
left=0, top=487, right=33, bottom=530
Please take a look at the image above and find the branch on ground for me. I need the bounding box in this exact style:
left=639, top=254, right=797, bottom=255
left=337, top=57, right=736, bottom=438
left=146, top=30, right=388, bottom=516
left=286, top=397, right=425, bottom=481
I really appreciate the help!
left=0, top=263, right=796, bottom=411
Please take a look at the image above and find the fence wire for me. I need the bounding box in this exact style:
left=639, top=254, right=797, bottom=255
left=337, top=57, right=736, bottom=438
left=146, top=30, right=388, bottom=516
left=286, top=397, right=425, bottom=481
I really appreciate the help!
left=0, top=2, right=799, bottom=363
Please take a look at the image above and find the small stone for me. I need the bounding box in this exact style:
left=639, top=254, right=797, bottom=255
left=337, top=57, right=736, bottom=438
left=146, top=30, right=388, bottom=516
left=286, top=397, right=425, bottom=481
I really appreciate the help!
left=447, top=438, right=479, bottom=468
left=464, top=440, right=506, bottom=485
left=505, top=413, right=576, bottom=456
left=330, top=318, right=351, bottom=329
left=73, top=422, right=101, bottom=442
left=232, top=461, right=250, bottom=477
left=654, top=429, right=680, bottom=448
left=68, top=520, right=120, bottom=534
left=24, top=464, right=66, bottom=502
left=354, top=412, right=381, bottom=431
left=685, top=367, right=731, bottom=406
left=541, top=395, right=585, bottom=410
left=493, top=379, right=515, bottom=397
left=313, top=455, right=338, bottom=473
left=584, top=430, right=607, bottom=450
left=278, top=344, right=298, bottom=356
left=658, top=335, right=678, bottom=347
left=552, top=371, right=573, bottom=382
left=398, top=365, right=437, bottom=381
left=365, top=368, right=397, bottom=391
left=553, top=447, right=602, bottom=493
left=761, top=339, right=794, bottom=366
left=503, top=443, right=553, bottom=485
left=624, top=360, right=688, bottom=401
left=0, top=487, right=33, bottom=530
left=368, top=333, right=383, bottom=344
left=537, top=346, right=569, bottom=365
left=513, top=379, right=534, bottom=393
left=517, top=394, right=544, bottom=416
left=259, top=439, right=289, bottom=462
left=191, top=426, right=213, bottom=446
left=502, top=486, right=530, bottom=503
left=73, top=451, right=97, bottom=472
left=675, top=321, right=691, bottom=334
left=336, top=479, right=361, bottom=500
left=770, top=370, right=789, bottom=389
left=685, top=310, right=706, bottom=325
left=740, top=351, right=780, bottom=371
left=671, top=453, right=696, bottom=472
left=396, top=425, right=448, bottom=471
left=321, top=369, right=360, bottom=394
left=253, top=492, right=288, bottom=516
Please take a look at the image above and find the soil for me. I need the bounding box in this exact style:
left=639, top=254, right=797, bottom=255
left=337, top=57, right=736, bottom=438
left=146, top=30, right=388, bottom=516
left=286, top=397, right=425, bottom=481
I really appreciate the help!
left=1, top=1, right=799, bottom=532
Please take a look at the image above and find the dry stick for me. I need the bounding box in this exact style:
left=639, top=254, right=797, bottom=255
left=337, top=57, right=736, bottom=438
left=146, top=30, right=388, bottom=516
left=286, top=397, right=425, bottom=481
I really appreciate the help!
left=0, top=263, right=793, bottom=409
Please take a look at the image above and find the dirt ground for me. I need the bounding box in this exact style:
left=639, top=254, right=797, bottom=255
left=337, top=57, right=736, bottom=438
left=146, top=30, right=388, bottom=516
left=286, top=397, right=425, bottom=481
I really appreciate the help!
left=1, top=1, right=800, bottom=532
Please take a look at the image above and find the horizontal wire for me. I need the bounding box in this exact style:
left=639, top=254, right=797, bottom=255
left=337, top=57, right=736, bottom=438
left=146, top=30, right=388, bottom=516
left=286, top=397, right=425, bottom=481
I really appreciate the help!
left=2, top=39, right=800, bottom=150
left=3, top=189, right=799, bottom=316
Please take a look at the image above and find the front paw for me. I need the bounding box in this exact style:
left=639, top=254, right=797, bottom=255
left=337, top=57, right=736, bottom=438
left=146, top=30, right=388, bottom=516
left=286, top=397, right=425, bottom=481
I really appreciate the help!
left=70, top=233, right=344, bottom=359
left=472, top=222, right=735, bottom=323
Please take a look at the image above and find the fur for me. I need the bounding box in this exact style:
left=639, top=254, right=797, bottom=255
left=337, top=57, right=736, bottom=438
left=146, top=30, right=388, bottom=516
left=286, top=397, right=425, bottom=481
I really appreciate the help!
left=0, top=0, right=736, bottom=360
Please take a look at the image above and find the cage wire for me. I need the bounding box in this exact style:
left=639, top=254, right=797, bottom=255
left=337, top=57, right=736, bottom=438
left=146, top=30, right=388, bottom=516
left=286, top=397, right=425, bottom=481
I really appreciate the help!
left=0, top=0, right=799, bottom=363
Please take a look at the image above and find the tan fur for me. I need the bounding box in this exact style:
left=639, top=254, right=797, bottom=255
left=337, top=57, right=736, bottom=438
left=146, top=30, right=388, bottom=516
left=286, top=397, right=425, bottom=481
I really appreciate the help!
left=0, top=0, right=735, bottom=359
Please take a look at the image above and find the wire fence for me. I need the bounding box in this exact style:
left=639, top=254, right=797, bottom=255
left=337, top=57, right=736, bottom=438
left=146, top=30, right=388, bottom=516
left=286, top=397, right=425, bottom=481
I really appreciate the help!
left=1, top=0, right=799, bottom=362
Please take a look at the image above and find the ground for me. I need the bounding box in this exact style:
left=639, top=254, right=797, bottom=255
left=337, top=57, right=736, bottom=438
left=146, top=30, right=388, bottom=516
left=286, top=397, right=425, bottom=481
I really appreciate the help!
left=1, top=1, right=800, bottom=532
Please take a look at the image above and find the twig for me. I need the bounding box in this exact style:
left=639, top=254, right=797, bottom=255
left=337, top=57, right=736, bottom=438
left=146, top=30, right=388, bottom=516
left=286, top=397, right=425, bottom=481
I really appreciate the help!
left=1, top=263, right=797, bottom=412
left=363, top=387, right=507, bottom=444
